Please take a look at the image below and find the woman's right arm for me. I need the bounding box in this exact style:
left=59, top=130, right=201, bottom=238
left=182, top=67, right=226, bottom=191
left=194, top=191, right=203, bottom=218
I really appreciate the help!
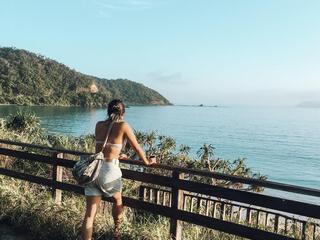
left=123, top=123, right=155, bottom=165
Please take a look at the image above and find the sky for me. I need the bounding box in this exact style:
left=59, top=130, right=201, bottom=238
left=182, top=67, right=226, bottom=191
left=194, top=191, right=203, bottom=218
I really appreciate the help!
left=0, top=0, right=320, bottom=106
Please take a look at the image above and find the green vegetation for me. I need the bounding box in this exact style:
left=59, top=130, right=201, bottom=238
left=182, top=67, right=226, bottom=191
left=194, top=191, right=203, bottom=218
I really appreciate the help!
left=0, top=47, right=171, bottom=107
left=0, top=111, right=266, bottom=239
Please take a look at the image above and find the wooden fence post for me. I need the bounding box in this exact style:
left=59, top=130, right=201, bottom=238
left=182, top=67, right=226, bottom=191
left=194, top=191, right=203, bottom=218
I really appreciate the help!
left=301, top=222, right=306, bottom=240
left=170, top=170, right=184, bottom=240
left=52, top=152, right=63, bottom=205
left=139, top=185, right=145, bottom=201
left=247, top=208, right=252, bottom=225
left=274, top=215, right=279, bottom=233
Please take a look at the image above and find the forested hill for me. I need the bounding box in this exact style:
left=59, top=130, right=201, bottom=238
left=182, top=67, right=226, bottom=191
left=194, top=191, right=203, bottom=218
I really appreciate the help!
left=0, top=47, right=171, bottom=107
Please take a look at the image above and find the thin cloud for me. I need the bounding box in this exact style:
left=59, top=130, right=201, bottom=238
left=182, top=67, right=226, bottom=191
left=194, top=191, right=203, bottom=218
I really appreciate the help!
left=93, top=0, right=161, bottom=12
left=89, top=0, right=164, bottom=18
left=146, top=71, right=187, bottom=85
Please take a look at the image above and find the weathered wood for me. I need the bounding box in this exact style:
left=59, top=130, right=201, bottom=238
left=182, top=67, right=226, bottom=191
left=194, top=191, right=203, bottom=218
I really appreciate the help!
left=221, top=202, right=226, bottom=220
left=0, top=139, right=87, bottom=156
left=182, top=195, right=187, bottom=210
left=266, top=213, right=270, bottom=227
left=170, top=178, right=320, bottom=219
left=205, top=199, right=209, bottom=216
left=213, top=202, right=218, bottom=218
left=0, top=147, right=76, bottom=168
left=262, top=212, right=267, bottom=227
left=169, top=171, right=184, bottom=240
left=197, top=197, right=201, bottom=213
left=56, top=181, right=83, bottom=194
left=52, top=152, right=63, bottom=205
left=275, top=215, right=280, bottom=233
left=162, top=191, right=167, bottom=206
left=119, top=197, right=297, bottom=240
left=256, top=210, right=260, bottom=226
left=122, top=169, right=320, bottom=219
left=156, top=189, right=160, bottom=204
left=237, top=207, right=242, bottom=223
left=0, top=167, right=52, bottom=186
left=247, top=208, right=252, bottom=224
left=140, top=186, right=318, bottom=240
left=190, top=197, right=195, bottom=212
left=301, top=222, right=306, bottom=240
left=123, top=169, right=320, bottom=218
left=285, top=218, right=288, bottom=234
left=139, top=185, right=145, bottom=201
left=123, top=159, right=320, bottom=198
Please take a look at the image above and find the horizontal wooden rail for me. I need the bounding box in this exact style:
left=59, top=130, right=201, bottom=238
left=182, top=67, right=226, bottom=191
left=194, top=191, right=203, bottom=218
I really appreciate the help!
left=1, top=164, right=319, bottom=220
left=0, top=139, right=87, bottom=156
left=121, top=197, right=296, bottom=240
left=142, top=185, right=320, bottom=239
left=0, top=147, right=76, bottom=168
left=122, top=170, right=320, bottom=219
left=122, top=160, right=320, bottom=198
left=1, top=139, right=319, bottom=197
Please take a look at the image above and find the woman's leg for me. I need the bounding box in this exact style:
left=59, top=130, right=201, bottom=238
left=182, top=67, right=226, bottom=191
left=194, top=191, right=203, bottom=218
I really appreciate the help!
left=81, top=196, right=102, bottom=240
left=112, top=192, right=124, bottom=239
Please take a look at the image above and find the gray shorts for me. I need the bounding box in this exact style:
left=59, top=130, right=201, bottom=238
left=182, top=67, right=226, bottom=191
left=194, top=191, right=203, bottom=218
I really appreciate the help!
left=84, top=177, right=122, bottom=198
left=84, top=159, right=122, bottom=198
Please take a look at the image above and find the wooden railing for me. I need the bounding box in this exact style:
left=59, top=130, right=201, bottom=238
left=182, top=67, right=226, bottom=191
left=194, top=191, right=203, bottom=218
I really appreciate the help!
left=140, top=185, right=320, bottom=239
left=0, top=139, right=319, bottom=240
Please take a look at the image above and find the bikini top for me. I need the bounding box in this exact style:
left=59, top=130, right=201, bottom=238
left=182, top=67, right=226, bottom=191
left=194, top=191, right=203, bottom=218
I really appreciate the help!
left=96, top=141, right=123, bottom=149
left=96, top=121, right=126, bottom=150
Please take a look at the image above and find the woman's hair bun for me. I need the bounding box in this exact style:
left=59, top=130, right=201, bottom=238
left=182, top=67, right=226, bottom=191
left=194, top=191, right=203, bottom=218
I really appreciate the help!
left=112, top=104, right=121, bottom=113
left=107, top=99, right=125, bottom=121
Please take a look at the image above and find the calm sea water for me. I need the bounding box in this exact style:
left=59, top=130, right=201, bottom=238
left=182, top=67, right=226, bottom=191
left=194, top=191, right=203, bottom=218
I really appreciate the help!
left=0, top=105, right=319, bottom=202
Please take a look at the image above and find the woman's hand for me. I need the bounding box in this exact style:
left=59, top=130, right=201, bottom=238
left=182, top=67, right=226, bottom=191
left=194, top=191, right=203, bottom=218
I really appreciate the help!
left=145, top=156, right=156, bottom=166
left=119, top=153, right=129, bottom=160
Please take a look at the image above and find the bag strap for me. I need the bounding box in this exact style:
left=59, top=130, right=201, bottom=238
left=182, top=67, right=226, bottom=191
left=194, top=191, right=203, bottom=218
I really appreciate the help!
left=101, top=121, right=114, bottom=151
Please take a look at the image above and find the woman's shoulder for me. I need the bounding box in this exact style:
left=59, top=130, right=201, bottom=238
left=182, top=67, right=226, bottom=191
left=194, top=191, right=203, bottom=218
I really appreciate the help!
left=95, top=120, right=108, bottom=129
left=96, top=120, right=107, bottom=125
left=113, top=121, right=128, bottom=130
left=96, top=120, right=129, bottom=128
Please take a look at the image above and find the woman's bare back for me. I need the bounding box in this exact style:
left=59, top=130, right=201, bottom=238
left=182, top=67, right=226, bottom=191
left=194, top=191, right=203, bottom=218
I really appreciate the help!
left=95, top=120, right=126, bottom=160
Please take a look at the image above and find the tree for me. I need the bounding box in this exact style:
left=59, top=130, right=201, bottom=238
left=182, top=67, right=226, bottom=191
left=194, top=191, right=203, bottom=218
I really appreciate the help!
left=197, top=143, right=215, bottom=170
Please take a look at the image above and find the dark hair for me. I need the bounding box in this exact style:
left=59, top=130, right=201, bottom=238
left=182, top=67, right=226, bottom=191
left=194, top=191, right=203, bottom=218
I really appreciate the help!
left=107, top=99, right=125, bottom=122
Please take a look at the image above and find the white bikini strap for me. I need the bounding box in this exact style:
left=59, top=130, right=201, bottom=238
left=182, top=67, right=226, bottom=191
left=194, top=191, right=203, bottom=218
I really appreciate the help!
left=101, top=121, right=114, bottom=151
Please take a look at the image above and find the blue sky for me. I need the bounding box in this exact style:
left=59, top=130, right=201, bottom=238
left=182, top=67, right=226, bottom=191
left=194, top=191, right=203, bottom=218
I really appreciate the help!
left=1, top=0, right=320, bottom=106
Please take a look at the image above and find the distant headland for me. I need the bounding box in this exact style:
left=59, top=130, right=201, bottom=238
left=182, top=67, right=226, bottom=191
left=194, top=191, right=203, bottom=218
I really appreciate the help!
left=0, top=47, right=171, bottom=107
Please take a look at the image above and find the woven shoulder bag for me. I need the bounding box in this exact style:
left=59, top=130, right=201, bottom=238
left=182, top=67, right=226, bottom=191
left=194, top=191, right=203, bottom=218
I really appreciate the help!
left=72, top=122, right=114, bottom=185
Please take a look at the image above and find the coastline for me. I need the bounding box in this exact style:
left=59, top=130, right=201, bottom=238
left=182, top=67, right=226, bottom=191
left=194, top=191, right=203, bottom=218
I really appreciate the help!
left=0, top=102, right=173, bottom=108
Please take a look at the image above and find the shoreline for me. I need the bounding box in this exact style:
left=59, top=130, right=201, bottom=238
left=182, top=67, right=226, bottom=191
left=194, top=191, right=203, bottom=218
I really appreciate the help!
left=0, top=103, right=173, bottom=108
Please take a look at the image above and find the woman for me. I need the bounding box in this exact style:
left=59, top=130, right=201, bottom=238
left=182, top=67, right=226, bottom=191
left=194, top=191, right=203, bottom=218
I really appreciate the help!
left=81, top=99, right=156, bottom=240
